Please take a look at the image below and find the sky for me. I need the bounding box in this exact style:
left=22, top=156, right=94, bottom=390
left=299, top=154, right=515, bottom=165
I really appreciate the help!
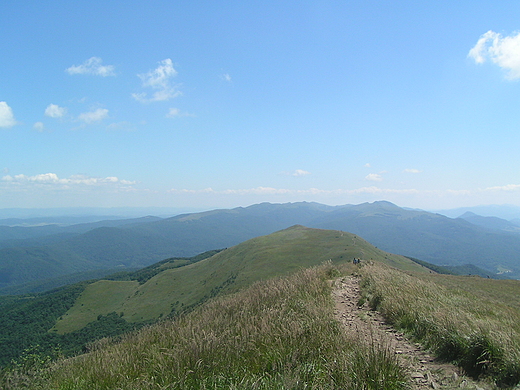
left=2, top=1, right=520, bottom=212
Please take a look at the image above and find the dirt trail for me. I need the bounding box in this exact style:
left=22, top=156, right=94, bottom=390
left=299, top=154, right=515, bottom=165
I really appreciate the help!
left=333, top=276, right=493, bottom=390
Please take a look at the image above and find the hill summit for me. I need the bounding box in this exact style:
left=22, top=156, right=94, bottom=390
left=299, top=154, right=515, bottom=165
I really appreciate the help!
left=52, top=225, right=429, bottom=333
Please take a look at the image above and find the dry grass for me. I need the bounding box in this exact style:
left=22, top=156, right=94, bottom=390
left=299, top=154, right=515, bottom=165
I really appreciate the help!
left=359, top=263, right=520, bottom=387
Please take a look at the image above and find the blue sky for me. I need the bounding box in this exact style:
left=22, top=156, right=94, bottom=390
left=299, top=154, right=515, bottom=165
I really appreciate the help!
left=2, top=1, right=520, bottom=211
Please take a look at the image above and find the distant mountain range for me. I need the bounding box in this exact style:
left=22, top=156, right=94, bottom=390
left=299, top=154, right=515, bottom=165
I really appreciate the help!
left=457, top=211, right=520, bottom=233
left=1, top=201, right=519, bottom=293
left=434, top=204, right=520, bottom=220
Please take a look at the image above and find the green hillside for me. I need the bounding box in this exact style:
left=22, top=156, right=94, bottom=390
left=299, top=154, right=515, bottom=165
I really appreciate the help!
left=2, top=225, right=519, bottom=388
left=4, top=263, right=411, bottom=390
left=5, top=248, right=520, bottom=388
left=52, top=225, right=429, bottom=334
left=360, top=262, right=520, bottom=386
left=0, top=226, right=429, bottom=367
left=0, top=251, right=219, bottom=367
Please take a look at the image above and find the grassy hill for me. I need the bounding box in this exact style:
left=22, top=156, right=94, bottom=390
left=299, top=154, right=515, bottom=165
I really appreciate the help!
left=3, top=263, right=412, bottom=389
left=52, top=225, right=429, bottom=333
left=3, top=244, right=520, bottom=388
left=0, top=226, right=428, bottom=367
left=0, top=250, right=219, bottom=367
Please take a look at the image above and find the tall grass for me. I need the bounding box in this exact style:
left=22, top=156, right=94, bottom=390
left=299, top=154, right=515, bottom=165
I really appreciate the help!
left=3, top=263, right=408, bottom=389
left=359, top=263, right=520, bottom=387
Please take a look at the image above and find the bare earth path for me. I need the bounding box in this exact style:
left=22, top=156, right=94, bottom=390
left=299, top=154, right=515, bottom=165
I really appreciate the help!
left=333, top=276, right=493, bottom=390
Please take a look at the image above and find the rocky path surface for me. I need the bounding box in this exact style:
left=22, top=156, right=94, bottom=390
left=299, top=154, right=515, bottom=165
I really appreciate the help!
left=333, top=276, right=493, bottom=390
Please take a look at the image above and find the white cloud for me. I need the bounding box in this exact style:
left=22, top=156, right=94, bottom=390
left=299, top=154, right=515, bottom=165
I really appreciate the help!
left=44, top=104, right=67, bottom=118
left=280, top=169, right=311, bottom=177
left=485, top=184, right=520, bottom=192
left=166, top=108, right=194, bottom=118
left=0, top=102, right=17, bottom=128
left=132, top=59, right=181, bottom=103
left=140, top=59, right=177, bottom=88
left=2, top=173, right=136, bottom=187
left=33, top=122, right=45, bottom=132
left=364, top=163, right=371, bottom=168
left=292, top=169, right=311, bottom=177
left=403, top=168, right=421, bottom=174
left=365, top=173, right=383, bottom=182
left=78, top=108, right=109, bottom=124
left=469, top=30, right=520, bottom=80
left=222, top=73, right=232, bottom=82
left=167, top=108, right=181, bottom=117
left=66, top=57, right=115, bottom=77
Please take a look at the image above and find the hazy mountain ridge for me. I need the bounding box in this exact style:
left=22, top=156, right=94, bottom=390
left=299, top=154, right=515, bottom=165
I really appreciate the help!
left=434, top=204, right=520, bottom=220
left=457, top=211, right=520, bottom=233
left=1, top=201, right=520, bottom=293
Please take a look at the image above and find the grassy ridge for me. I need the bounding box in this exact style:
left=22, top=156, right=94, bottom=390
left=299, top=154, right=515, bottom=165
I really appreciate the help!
left=53, top=226, right=429, bottom=333
left=2, top=230, right=519, bottom=388
left=359, top=263, right=520, bottom=387
left=3, top=263, right=408, bottom=389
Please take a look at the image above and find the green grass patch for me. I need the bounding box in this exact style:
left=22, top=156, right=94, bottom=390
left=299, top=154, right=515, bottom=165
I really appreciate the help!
left=51, top=280, right=139, bottom=334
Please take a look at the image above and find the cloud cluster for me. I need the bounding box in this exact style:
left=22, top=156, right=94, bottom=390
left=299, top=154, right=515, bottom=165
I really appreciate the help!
left=365, top=173, right=383, bottom=182
left=78, top=108, right=109, bottom=124
left=132, top=59, right=181, bottom=103
left=485, top=184, right=520, bottom=191
left=13, top=57, right=189, bottom=130
left=469, top=30, right=520, bottom=79
left=66, top=57, right=116, bottom=77
left=0, top=102, right=17, bottom=128
left=292, top=169, right=311, bottom=177
left=35, top=104, right=108, bottom=129
left=45, top=104, right=67, bottom=118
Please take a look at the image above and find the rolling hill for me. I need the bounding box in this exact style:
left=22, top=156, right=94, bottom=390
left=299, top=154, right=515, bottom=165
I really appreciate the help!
left=2, top=226, right=519, bottom=388
left=52, top=225, right=429, bottom=333
left=0, top=225, right=430, bottom=366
